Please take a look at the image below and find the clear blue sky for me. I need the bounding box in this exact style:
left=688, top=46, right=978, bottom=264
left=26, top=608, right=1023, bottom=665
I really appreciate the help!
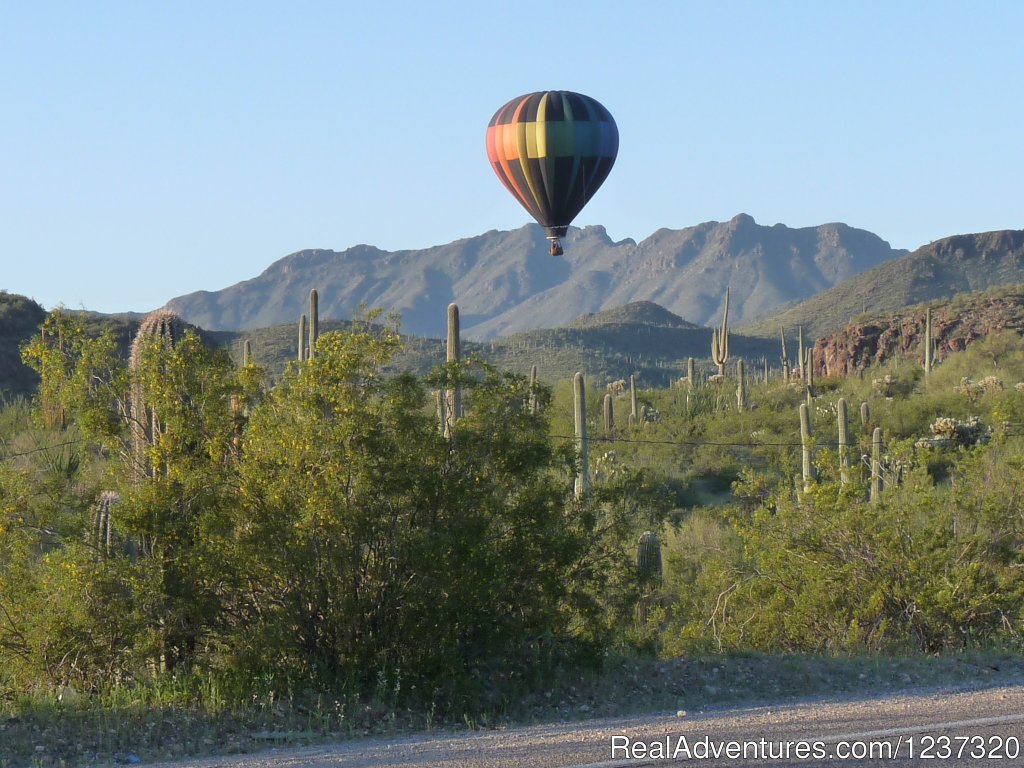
left=3, top=2, right=1023, bottom=313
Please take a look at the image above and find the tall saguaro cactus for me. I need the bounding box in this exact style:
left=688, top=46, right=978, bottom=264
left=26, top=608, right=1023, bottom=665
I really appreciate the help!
left=573, top=372, right=589, bottom=498
left=130, top=310, right=190, bottom=481
left=529, top=364, right=539, bottom=415
left=799, top=402, right=815, bottom=492
left=806, top=347, right=814, bottom=391
left=308, top=289, right=319, bottom=360
left=298, top=314, right=307, bottom=362
left=91, top=490, right=120, bottom=559
left=603, top=392, right=614, bottom=434
left=797, top=326, right=805, bottom=383
left=860, top=401, right=871, bottom=431
left=924, top=307, right=933, bottom=378
left=870, top=427, right=884, bottom=503
left=687, top=357, right=696, bottom=388
left=636, top=531, right=663, bottom=582
left=242, top=339, right=252, bottom=367
left=629, top=374, right=638, bottom=426
left=780, top=327, right=790, bottom=381
left=711, top=287, right=731, bottom=376
left=837, top=397, right=850, bottom=486
left=636, top=530, right=663, bottom=625
left=736, top=359, right=747, bottom=411
left=445, top=303, right=461, bottom=438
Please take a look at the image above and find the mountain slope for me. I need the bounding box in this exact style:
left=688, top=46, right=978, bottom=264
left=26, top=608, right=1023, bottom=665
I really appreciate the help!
left=0, top=292, right=46, bottom=397
left=744, top=229, right=1024, bottom=340
left=812, top=284, right=1024, bottom=376
left=164, top=215, right=904, bottom=340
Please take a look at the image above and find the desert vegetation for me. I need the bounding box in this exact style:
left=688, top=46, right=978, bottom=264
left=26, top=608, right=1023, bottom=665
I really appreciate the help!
left=2, top=302, right=1024, bottom=765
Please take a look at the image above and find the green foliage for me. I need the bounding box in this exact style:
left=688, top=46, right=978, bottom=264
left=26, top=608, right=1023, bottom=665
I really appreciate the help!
left=5, top=302, right=1024, bottom=741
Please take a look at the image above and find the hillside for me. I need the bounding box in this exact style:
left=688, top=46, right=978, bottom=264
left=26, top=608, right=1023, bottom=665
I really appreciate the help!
left=744, top=229, right=1024, bottom=340
left=812, top=283, right=1024, bottom=376
left=0, top=292, right=46, bottom=397
left=163, top=215, right=904, bottom=340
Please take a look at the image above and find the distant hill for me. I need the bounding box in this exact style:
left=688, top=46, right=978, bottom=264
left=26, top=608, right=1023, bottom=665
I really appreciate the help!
left=0, top=292, right=46, bottom=397
left=744, top=229, right=1024, bottom=341
left=164, top=215, right=905, bottom=340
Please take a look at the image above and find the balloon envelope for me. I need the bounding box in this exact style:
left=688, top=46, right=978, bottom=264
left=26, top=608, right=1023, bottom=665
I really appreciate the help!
left=486, top=91, right=618, bottom=242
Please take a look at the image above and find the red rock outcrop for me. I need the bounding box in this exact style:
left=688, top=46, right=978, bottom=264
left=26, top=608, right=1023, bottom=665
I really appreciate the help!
left=813, top=290, right=1024, bottom=377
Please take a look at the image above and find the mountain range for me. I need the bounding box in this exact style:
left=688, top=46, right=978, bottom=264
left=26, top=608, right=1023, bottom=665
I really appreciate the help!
left=164, top=214, right=906, bottom=340
left=746, top=229, right=1024, bottom=340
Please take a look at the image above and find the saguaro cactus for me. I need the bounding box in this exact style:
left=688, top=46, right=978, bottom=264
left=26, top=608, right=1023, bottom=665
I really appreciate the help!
left=308, top=289, right=319, bottom=360
left=445, top=303, right=461, bottom=438
left=636, top=530, right=662, bottom=625
left=736, top=359, right=747, bottom=411
left=780, top=327, right=790, bottom=381
left=799, top=402, right=815, bottom=492
left=687, top=357, right=696, bottom=388
left=529, top=364, right=539, bottom=415
left=298, top=314, right=307, bottom=362
left=91, top=490, right=120, bottom=558
left=130, top=310, right=190, bottom=481
left=837, top=397, right=850, bottom=486
left=573, top=372, right=589, bottom=498
left=860, top=401, right=871, bottom=431
left=871, top=427, right=884, bottom=503
left=242, top=339, right=251, bottom=367
left=806, top=347, right=814, bottom=391
left=435, top=390, right=447, bottom=434
left=629, top=374, right=638, bottom=426
left=711, top=287, right=731, bottom=376
left=797, top=326, right=805, bottom=383
left=637, top=531, right=663, bottom=582
left=924, top=307, right=933, bottom=378
left=603, top=392, right=614, bottom=433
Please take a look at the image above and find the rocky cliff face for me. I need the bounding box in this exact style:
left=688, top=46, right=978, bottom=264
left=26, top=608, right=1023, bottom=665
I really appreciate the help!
left=813, top=288, right=1024, bottom=376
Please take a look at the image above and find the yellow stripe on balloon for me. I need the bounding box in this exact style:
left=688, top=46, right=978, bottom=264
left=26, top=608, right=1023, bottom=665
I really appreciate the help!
left=535, top=93, right=548, bottom=158
left=516, top=121, right=543, bottom=210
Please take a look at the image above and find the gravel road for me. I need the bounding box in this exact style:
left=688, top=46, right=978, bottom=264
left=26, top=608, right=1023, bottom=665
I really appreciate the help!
left=151, top=682, right=1024, bottom=767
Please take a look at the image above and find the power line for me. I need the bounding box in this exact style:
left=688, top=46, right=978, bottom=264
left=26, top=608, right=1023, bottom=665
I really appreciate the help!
left=550, top=432, right=1024, bottom=450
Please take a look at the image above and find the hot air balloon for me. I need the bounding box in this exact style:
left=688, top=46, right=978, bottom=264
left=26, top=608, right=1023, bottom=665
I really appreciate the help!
left=486, top=90, right=618, bottom=256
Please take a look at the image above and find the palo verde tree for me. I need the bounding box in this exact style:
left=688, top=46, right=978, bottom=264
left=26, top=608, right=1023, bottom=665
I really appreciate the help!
left=231, top=319, right=643, bottom=707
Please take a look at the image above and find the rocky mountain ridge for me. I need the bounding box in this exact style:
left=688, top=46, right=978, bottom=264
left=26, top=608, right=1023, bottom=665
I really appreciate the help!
left=163, top=215, right=905, bottom=340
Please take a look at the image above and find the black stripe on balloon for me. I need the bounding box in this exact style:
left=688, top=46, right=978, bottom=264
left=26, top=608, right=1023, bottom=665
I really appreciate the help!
left=525, top=156, right=553, bottom=225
